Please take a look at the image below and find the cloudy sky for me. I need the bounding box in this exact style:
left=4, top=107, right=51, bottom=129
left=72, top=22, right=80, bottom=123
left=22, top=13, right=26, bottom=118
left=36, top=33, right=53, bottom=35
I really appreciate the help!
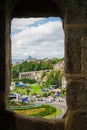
left=11, top=17, right=64, bottom=60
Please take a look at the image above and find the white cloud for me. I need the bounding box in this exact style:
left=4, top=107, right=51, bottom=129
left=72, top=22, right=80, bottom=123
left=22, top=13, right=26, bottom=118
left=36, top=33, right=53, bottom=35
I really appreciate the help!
left=11, top=17, right=64, bottom=60
left=11, top=18, right=44, bottom=32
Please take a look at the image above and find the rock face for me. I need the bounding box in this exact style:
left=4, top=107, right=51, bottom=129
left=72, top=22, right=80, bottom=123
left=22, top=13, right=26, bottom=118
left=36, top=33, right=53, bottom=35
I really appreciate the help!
left=0, top=0, right=87, bottom=130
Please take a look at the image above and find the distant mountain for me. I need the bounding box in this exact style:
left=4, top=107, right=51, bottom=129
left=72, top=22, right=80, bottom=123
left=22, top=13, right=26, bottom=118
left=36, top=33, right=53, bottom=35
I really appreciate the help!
left=12, top=59, right=23, bottom=64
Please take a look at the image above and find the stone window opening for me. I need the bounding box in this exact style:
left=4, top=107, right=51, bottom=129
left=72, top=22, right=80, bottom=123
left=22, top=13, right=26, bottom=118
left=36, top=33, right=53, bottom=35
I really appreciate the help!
left=0, top=0, right=66, bottom=129
left=10, top=17, right=66, bottom=119
left=0, top=6, right=66, bottom=129
left=1, top=1, right=87, bottom=130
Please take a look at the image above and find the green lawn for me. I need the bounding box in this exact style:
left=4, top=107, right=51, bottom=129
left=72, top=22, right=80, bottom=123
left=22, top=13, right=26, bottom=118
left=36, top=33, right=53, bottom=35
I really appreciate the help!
left=44, top=108, right=61, bottom=119
left=12, top=84, right=42, bottom=95
left=12, top=87, right=27, bottom=95
left=10, top=103, right=61, bottom=118
left=30, top=84, right=42, bottom=94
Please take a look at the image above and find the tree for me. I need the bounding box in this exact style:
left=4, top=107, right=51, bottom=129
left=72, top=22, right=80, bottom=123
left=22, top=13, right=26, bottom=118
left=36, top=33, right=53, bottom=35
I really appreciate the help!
left=11, top=70, right=19, bottom=79
left=45, top=70, right=64, bottom=88
left=20, top=61, right=29, bottom=72
left=11, top=64, right=20, bottom=78
left=41, top=71, right=46, bottom=80
left=21, top=78, right=36, bottom=84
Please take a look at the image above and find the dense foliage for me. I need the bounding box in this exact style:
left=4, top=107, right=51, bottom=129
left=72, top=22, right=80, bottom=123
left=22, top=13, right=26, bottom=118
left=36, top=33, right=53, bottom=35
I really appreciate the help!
left=12, top=58, right=64, bottom=79
left=29, top=105, right=56, bottom=117
left=21, top=78, right=36, bottom=84
left=44, top=70, right=64, bottom=88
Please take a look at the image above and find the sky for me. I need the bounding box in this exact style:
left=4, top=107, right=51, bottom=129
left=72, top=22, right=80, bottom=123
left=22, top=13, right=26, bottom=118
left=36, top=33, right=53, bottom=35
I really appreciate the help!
left=11, top=17, right=64, bottom=60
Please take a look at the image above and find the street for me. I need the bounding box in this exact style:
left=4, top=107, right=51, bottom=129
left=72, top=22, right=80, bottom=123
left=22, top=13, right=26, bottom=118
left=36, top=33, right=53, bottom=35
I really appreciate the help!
left=35, top=98, right=67, bottom=119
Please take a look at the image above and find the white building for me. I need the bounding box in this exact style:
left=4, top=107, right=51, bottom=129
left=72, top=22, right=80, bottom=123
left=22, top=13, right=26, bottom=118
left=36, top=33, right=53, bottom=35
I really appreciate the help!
left=62, top=77, right=67, bottom=89
left=10, top=82, right=15, bottom=91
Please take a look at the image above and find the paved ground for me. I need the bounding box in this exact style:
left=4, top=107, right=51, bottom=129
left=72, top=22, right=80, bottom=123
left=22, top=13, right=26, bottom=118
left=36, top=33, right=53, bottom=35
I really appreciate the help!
left=35, top=99, right=67, bottom=119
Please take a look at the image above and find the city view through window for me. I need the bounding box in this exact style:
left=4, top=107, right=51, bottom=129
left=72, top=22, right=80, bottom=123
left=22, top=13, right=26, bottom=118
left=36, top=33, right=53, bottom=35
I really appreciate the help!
left=10, top=17, right=67, bottom=119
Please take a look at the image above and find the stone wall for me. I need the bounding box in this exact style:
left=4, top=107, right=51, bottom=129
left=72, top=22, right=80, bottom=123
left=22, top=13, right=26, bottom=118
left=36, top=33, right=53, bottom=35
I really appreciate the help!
left=0, top=0, right=87, bottom=130
left=19, top=70, right=50, bottom=83
left=64, top=1, right=87, bottom=130
left=19, top=71, right=42, bottom=80
left=19, top=60, right=64, bottom=83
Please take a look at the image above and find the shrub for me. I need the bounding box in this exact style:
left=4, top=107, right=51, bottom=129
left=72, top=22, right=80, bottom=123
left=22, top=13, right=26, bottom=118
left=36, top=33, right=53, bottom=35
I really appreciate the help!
left=29, top=105, right=56, bottom=117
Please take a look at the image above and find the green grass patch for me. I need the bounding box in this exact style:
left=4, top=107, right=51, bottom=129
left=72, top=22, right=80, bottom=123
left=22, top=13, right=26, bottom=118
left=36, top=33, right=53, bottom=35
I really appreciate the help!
left=12, top=84, right=42, bottom=95
left=29, top=104, right=56, bottom=117
left=10, top=104, right=60, bottom=118
left=44, top=108, right=61, bottom=119
left=12, top=87, right=27, bottom=95
left=30, top=84, right=42, bottom=94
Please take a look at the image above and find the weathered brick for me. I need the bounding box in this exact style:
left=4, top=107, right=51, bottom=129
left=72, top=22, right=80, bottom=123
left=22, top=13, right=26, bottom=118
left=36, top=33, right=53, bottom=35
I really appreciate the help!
left=66, top=80, right=87, bottom=110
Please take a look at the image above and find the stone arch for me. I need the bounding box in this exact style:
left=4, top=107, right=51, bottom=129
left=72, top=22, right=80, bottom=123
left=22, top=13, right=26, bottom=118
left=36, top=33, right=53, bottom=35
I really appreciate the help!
left=11, top=0, right=64, bottom=18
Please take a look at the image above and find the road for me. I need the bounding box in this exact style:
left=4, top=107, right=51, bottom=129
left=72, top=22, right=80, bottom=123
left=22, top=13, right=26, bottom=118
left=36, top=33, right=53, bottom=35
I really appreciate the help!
left=35, top=99, right=67, bottom=119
